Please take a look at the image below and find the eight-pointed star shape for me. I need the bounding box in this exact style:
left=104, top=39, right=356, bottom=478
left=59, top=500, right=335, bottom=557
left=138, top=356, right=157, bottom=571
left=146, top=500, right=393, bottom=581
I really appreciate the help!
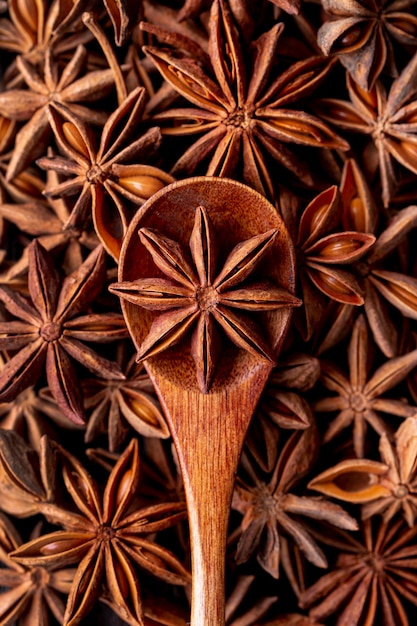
left=110, top=206, right=300, bottom=392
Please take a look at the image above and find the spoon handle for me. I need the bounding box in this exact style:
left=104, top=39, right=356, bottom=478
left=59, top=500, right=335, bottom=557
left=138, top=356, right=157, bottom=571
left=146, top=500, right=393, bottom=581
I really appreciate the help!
left=152, top=365, right=272, bottom=625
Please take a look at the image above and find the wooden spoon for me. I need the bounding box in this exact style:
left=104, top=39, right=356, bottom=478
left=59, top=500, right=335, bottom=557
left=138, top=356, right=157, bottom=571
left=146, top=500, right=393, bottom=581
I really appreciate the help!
left=111, top=177, right=298, bottom=625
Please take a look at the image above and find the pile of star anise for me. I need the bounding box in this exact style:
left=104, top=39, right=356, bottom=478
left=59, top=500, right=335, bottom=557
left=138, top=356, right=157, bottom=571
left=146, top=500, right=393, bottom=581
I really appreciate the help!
left=1, top=0, right=417, bottom=624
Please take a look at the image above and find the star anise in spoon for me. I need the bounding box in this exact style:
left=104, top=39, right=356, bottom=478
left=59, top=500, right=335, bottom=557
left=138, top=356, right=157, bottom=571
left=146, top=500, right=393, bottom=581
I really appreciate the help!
left=110, top=204, right=300, bottom=393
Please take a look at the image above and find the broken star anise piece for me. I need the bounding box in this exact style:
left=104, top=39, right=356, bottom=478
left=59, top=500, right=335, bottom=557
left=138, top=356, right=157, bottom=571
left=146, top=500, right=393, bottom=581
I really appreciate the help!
left=110, top=204, right=300, bottom=393
left=0, top=240, right=128, bottom=424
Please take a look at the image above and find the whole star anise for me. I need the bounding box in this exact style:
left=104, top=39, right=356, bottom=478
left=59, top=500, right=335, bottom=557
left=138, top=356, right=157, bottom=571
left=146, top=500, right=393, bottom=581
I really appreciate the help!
left=110, top=204, right=300, bottom=392
left=0, top=511, right=76, bottom=625
left=299, top=517, right=417, bottom=625
left=280, top=183, right=376, bottom=340
left=308, top=416, right=417, bottom=527
left=315, top=159, right=417, bottom=357
left=315, top=53, right=417, bottom=206
left=37, top=87, right=173, bottom=260
left=10, top=438, right=190, bottom=626
left=232, top=424, right=357, bottom=579
left=315, top=314, right=417, bottom=457
left=0, top=44, right=119, bottom=180
left=82, top=342, right=170, bottom=451
left=0, top=240, right=128, bottom=424
left=317, top=0, right=417, bottom=91
left=142, top=0, right=348, bottom=198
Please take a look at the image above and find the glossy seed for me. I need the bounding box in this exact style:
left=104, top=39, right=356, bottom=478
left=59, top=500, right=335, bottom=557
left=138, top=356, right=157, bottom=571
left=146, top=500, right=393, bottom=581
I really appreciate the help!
left=387, top=282, right=417, bottom=308
left=62, top=122, right=90, bottom=159
left=319, top=239, right=361, bottom=257
left=40, top=539, right=78, bottom=555
left=340, top=26, right=363, bottom=48
left=349, top=196, right=366, bottom=232
left=126, top=396, right=159, bottom=426
left=115, top=469, right=133, bottom=506
left=318, top=272, right=352, bottom=295
left=118, top=175, right=167, bottom=198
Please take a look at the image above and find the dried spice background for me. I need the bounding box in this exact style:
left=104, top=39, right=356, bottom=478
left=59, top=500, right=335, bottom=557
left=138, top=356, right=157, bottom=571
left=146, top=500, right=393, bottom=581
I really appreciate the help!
left=1, top=0, right=417, bottom=625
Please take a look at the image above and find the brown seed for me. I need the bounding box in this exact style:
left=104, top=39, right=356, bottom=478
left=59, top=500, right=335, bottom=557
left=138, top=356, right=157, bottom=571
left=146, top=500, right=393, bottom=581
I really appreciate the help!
left=319, top=239, right=361, bottom=257
left=115, top=469, right=133, bottom=506
left=118, top=175, right=167, bottom=198
left=62, top=122, right=90, bottom=159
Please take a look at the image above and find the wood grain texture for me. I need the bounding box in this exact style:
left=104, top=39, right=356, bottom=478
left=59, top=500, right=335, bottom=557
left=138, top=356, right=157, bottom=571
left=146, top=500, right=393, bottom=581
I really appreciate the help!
left=118, top=177, right=297, bottom=625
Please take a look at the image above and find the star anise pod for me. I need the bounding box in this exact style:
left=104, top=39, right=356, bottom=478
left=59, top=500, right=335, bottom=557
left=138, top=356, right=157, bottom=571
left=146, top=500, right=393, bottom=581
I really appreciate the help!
left=83, top=342, right=170, bottom=451
left=355, top=205, right=417, bottom=356
left=224, top=574, right=278, bottom=625
left=0, top=430, right=55, bottom=517
left=177, top=0, right=301, bottom=20
left=309, top=416, right=417, bottom=527
left=0, top=511, right=76, bottom=625
left=37, top=87, right=173, bottom=260
left=317, top=0, right=417, bottom=91
left=142, top=0, right=348, bottom=198
left=110, top=204, right=300, bottom=393
left=232, top=424, right=357, bottom=579
left=54, top=0, right=140, bottom=46
left=0, top=164, right=99, bottom=278
left=315, top=314, right=417, bottom=457
left=0, top=0, right=92, bottom=85
left=0, top=240, right=128, bottom=424
left=316, top=159, right=417, bottom=356
left=280, top=183, right=375, bottom=340
left=0, top=44, right=121, bottom=180
left=10, top=438, right=190, bottom=626
left=0, top=372, right=82, bottom=452
left=261, top=617, right=323, bottom=626
left=315, top=53, right=417, bottom=206
left=299, top=517, right=417, bottom=625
